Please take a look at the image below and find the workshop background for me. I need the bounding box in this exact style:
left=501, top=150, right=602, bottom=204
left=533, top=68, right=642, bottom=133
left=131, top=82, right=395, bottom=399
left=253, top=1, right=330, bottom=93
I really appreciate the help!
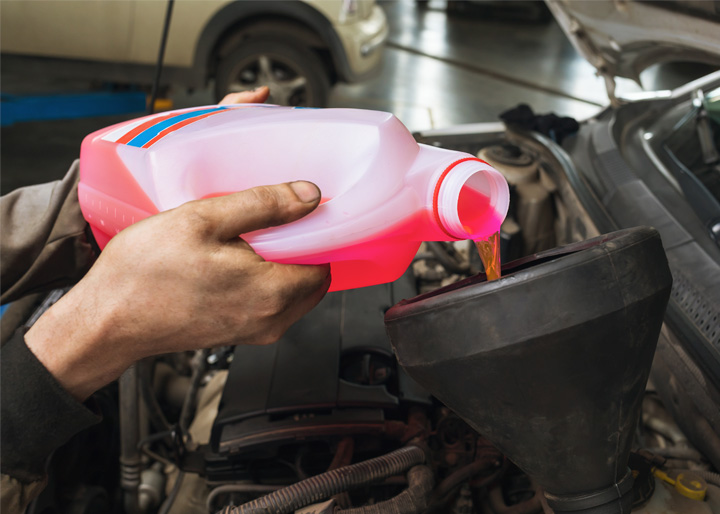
left=1, top=0, right=711, bottom=194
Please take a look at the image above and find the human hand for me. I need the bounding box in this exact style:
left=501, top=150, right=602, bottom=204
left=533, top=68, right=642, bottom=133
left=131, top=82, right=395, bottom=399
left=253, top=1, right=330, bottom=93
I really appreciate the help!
left=25, top=181, right=330, bottom=401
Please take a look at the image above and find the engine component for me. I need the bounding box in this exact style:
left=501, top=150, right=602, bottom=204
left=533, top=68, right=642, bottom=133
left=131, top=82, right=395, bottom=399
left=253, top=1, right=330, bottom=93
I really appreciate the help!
left=207, top=485, right=283, bottom=513
left=515, top=182, right=555, bottom=254
left=208, top=273, right=430, bottom=481
left=119, top=365, right=142, bottom=514
left=478, top=145, right=538, bottom=186
left=666, top=469, right=720, bottom=489
left=138, top=463, right=166, bottom=513
left=431, top=457, right=506, bottom=507
left=219, top=445, right=426, bottom=514
left=295, top=499, right=336, bottom=514
left=385, top=227, right=673, bottom=514
left=653, top=468, right=708, bottom=500
left=479, top=144, right=555, bottom=254
left=632, top=476, right=719, bottom=514
left=339, top=465, right=434, bottom=514
left=488, top=484, right=543, bottom=514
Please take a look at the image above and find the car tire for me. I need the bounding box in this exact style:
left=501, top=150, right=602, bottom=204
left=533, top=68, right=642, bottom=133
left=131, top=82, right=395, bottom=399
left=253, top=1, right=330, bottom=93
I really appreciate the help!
left=215, top=38, right=330, bottom=107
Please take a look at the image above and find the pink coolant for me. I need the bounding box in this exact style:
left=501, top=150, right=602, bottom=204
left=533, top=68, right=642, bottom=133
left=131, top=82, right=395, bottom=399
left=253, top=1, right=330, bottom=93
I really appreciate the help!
left=78, top=104, right=509, bottom=291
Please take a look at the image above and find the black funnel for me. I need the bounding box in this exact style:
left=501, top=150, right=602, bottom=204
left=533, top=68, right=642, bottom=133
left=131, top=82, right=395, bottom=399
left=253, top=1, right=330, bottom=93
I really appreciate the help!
left=385, top=227, right=672, bottom=514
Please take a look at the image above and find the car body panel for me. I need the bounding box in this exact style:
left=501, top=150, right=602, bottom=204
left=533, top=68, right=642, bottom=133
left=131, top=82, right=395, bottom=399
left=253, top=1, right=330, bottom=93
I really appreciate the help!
left=545, top=0, right=720, bottom=98
left=129, top=1, right=224, bottom=67
left=1, top=0, right=135, bottom=61
left=333, top=5, right=388, bottom=77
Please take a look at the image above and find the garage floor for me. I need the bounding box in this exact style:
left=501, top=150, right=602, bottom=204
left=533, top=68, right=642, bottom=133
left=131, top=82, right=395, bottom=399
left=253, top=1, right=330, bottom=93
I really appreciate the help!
left=0, top=0, right=710, bottom=194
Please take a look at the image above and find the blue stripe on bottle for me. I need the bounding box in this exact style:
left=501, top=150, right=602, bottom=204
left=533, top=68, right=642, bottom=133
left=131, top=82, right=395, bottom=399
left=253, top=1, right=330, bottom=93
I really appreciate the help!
left=126, top=107, right=227, bottom=147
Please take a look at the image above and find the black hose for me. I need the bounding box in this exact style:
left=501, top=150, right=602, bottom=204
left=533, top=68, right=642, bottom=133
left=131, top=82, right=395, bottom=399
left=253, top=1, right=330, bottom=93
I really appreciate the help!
left=138, top=430, right=175, bottom=467
left=340, top=465, right=434, bottom=514
left=220, top=446, right=426, bottom=514
left=179, top=349, right=210, bottom=435
left=148, top=0, right=174, bottom=114
left=139, top=359, right=172, bottom=432
left=158, top=471, right=184, bottom=514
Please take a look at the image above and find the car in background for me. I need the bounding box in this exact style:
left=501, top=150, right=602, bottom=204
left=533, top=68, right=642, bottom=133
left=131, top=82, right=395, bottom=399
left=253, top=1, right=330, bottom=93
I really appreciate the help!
left=0, top=0, right=388, bottom=107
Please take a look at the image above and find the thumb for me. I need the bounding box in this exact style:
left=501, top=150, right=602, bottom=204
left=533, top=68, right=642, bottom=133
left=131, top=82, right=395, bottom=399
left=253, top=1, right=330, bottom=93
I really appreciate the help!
left=219, top=86, right=270, bottom=105
left=192, top=181, right=322, bottom=240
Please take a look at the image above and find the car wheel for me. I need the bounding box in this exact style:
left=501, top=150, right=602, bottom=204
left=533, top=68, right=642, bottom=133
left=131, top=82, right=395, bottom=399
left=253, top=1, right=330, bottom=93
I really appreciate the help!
left=215, top=38, right=330, bottom=107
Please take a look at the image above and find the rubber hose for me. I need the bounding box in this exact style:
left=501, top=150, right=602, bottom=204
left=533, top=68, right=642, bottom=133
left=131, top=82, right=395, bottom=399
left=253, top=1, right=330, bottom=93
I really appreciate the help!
left=139, top=359, right=172, bottom=432
left=179, top=348, right=210, bottom=434
left=669, top=469, right=720, bottom=488
left=645, top=446, right=704, bottom=462
left=158, top=471, right=184, bottom=514
left=339, top=465, right=434, bottom=514
left=220, top=446, right=426, bottom=514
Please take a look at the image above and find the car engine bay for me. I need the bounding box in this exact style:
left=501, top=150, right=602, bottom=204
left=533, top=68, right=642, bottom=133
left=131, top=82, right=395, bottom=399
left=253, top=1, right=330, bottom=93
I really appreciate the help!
left=17, top=81, right=720, bottom=514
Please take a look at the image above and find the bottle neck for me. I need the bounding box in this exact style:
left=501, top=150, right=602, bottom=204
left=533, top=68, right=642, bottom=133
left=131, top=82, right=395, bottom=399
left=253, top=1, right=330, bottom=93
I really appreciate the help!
left=432, top=158, right=509, bottom=240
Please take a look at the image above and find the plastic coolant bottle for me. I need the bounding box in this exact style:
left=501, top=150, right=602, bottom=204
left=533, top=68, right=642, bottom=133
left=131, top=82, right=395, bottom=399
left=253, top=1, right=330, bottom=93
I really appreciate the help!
left=79, top=104, right=509, bottom=291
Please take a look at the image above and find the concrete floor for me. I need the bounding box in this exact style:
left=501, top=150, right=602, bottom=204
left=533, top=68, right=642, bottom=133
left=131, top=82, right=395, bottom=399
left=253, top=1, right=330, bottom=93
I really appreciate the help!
left=0, top=0, right=710, bottom=194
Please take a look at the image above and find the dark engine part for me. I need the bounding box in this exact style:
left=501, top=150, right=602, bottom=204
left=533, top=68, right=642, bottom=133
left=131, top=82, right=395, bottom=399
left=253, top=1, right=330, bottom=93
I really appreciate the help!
left=208, top=270, right=432, bottom=481
left=385, top=227, right=673, bottom=514
left=222, top=445, right=428, bottom=514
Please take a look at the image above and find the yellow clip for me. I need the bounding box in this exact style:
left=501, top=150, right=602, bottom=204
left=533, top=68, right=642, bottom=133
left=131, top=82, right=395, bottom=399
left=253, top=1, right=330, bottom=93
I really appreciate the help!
left=652, top=468, right=707, bottom=501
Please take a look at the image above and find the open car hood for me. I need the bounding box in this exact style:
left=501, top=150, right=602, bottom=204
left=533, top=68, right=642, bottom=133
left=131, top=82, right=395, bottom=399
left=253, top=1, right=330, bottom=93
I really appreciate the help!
left=545, top=0, right=720, bottom=102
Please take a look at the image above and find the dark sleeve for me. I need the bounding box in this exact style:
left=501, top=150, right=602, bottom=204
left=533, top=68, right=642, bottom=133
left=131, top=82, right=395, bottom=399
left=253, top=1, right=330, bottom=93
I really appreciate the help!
left=0, top=329, right=101, bottom=483
left=0, top=160, right=98, bottom=305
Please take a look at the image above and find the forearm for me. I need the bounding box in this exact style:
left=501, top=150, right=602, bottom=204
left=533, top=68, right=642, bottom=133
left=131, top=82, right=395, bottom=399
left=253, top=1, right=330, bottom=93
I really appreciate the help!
left=23, top=281, right=137, bottom=402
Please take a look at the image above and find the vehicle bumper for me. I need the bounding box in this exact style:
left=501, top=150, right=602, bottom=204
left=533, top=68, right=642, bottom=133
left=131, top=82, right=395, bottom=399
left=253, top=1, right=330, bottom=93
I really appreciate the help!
left=334, top=5, right=388, bottom=83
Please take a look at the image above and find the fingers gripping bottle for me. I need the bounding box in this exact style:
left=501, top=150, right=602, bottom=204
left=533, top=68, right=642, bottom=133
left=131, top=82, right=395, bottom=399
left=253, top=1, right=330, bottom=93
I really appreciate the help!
left=79, top=105, right=510, bottom=291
